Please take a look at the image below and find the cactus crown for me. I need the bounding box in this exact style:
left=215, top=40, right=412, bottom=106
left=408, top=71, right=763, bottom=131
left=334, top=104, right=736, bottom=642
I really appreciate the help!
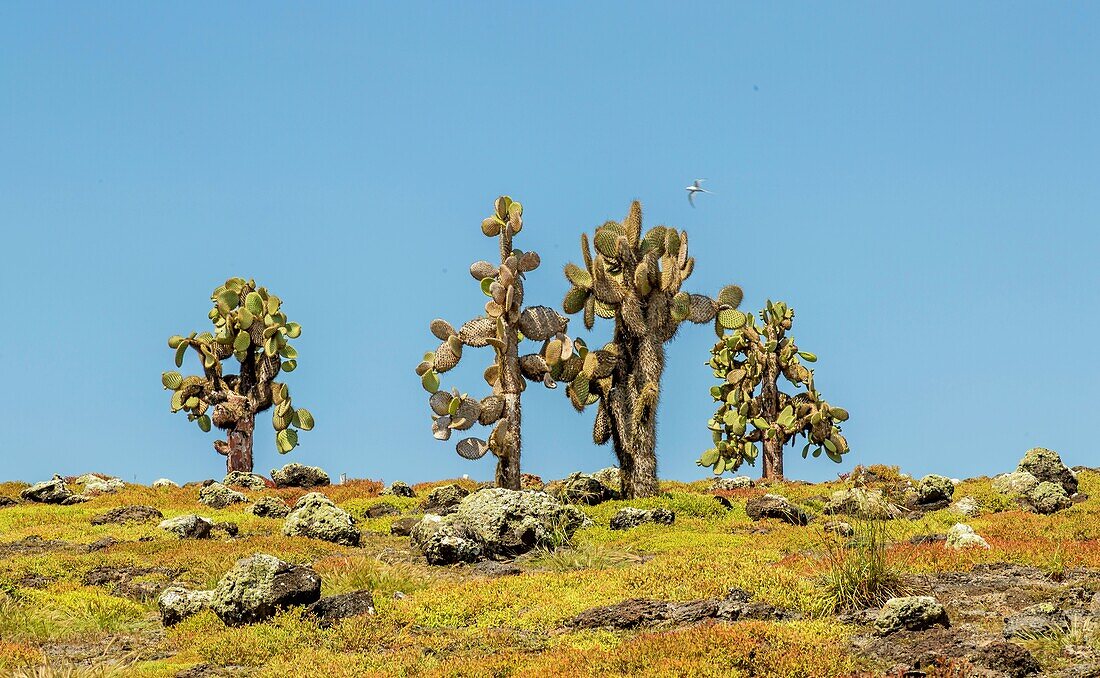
left=162, top=277, right=313, bottom=455
left=699, top=299, right=848, bottom=474
left=416, top=197, right=571, bottom=467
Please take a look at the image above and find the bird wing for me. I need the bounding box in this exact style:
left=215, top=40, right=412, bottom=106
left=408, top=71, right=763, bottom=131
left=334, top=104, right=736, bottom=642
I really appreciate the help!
left=694, top=178, right=707, bottom=187
left=688, top=191, right=695, bottom=207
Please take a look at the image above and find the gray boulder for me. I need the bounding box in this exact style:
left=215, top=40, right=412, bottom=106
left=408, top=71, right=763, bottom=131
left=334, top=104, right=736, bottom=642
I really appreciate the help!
left=158, top=586, right=214, bottom=626
left=874, top=596, right=949, bottom=635
left=271, top=463, right=330, bottom=489
left=551, top=472, right=614, bottom=505
left=945, top=523, right=990, bottom=550
left=198, top=482, right=247, bottom=509
left=822, top=488, right=899, bottom=520
left=159, top=514, right=214, bottom=539
left=20, top=475, right=74, bottom=504
left=992, top=470, right=1040, bottom=496
left=383, top=481, right=416, bottom=498
left=710, top=476, right=755, bottom=491
left=746, top=494, right=808, bottom=525
left=305, top=590, right=375, bottom=627
left=223, top=472, right=268, bottom=491
left=915, top=474, right=955, bottom=504
left=84, top=477, right=125, bottom=494
left=420, top=484, right=470, bottom=515
left=592, top=467, right=623, bottom=497
left=249, top=496, right=291, bottom=519
left=209, top=553, right=321, bottom=626
left=1023, top=481, right=1072, bottom=515
left=610, top=507, right=675, bottom=531
left=452, top=488, right=590, bottom=558
left=1017, top=447, right=1077, bottom=495
left=282, top=492, right=361, bottom=546
left=390, top=516, right=420, bottom=537
left=152, top=478, right=179, bottom=489
left=1003, top=602, right=1070, bottom=639
left=410, top=514, right=483, bottom=565
left=949, top=496, right=980, bottom=517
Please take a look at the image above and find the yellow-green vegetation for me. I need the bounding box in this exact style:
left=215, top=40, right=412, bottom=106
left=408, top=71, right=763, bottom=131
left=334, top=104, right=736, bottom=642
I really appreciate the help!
left=0, top=470, right=1097, bottom=676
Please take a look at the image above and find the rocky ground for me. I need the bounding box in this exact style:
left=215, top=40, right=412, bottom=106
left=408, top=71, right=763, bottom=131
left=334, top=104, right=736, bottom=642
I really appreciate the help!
left=0, top=452, right=1098, bottom=677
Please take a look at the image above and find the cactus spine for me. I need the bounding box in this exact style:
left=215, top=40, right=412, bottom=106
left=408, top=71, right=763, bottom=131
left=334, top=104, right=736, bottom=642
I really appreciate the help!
left=417, top=196, right=570, bottom=490
left=163, top=278, right=313, bottom=474
left=560, top=201, right=743, bottom=498
left=699, top=299, right=849, bottom=479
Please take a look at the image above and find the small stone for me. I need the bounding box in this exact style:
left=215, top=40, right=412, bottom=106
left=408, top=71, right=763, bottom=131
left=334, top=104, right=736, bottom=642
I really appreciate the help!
left=0, top=496, right=19, bottom=509
left=1023, top=481, right=1072, bottom=515
left=390, top=517, right=420, bottom=537
left=420, top=484, right=470, bottom=515
left=249, top=496, right=291, bottom=519
left=271, top=463, right=330, bottom=489
left=710, top=476, right=755, bottom=491
left=305, top=590, right=375, bottom=627
left=85, top=537, right=119, bottom=552
left=945, top=523, right=990, bottom=550
left=20, top=475, right=74, bottom=504
left=159, top=514, right=214, bottom=539
left=84, top=477, right=125, bottom=494
left=198, top=482, right=248, bottom=509
left=745, top=494, right=809, bottom=525
left=993, top=471, right=1040, bottom=496
left=365, top=503, right=401, bottom=519
left=949, top=496, right=980, bottom=517
left=915, top=474, right=954, bottom=504
left=223, top=471, right=268, bottom=491
left=61, top=494, right=91, bottom=505
left=152, top=478, right=179, bottom=489
left=1003, top=602, right=1070, bottom=639
left=208, top=553, right=321, bottom=626
left=158, top=586, right=214, bottom=626
left=383, top=481, right=415, bottom=498
left=822, top=520, right=854, bottom=537
left=91, top=505, right=164, bottom=526
left=609, top=507, right=675, bottom=530
left=873, top=596, right=949, bottom=635
left=551, top=472, right=614, bottom=505
left=282, top=492, right=361, bottom=546
left=1017, top=447, right=1077, bottom=495
left=212, top=521, right=239, bottom=538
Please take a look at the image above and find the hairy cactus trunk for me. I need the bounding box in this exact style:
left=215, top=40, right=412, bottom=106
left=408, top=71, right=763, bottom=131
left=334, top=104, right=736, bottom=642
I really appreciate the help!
left=496, top=395, right=522, bottom=489
left=760, top=324, right=783, bottom=480
left=608, top=330, right=664, bottom=499
left=225, top=413, right=255, bottom=474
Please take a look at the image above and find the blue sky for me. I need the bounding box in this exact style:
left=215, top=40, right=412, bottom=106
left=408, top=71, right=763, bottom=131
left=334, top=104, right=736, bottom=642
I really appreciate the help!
left=2, top=3, right=1098, bottom=485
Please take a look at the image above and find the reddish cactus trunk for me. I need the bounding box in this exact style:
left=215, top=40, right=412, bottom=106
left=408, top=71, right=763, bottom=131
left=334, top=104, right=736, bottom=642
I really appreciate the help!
left=225, top=414, right=255, bottom=474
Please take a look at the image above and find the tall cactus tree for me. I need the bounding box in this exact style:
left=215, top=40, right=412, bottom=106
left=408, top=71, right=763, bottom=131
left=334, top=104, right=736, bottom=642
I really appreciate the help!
left=559, top=201, right=744, bottom=499
left=162, top=278, right=313, bottom=474
left=699, top=299, right=848, bottom=480
left=416, top=196, right=571, bottom=490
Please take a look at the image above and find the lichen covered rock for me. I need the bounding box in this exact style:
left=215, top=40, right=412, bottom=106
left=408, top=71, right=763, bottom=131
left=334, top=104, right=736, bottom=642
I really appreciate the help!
left=158, top=514, right=213, bottom=539
left=822, top=488, right=899, bottom=520
left=915, top=474, right=954, bottom=504
left=306, top=590, right=375, bottom=627
left=949, top=496, right=980, bottom=517
left=249, top=496, right=291, bottom=519
left=746, top=494, right=809, bottom=525
left=271, top=463, right=330, bottom=489
left=591, top=467, right=623, bottom=497
left=874, top=596, right=949, bottom=635
left=1024, top=481, right=1072, bottom=515
left=1002, top=602, right=1070, bottom=639
left=282, top=492, right=360, bottom=546
left=945, top=523, right=990, bottom=550
left=453, top=488, right=590, bottom=557
left=209, top=553, right=321, bottom=626
left=609, top=507, right=675, bottom=531
left=198, top=482, right=247, bottom=509
left=158, top=586, right=214, bottom=626
left=383, top=481, right=415, bottom=498
left=420, top=484, right=470, bottom=515
left=84, top=477, right=125, bottom=494
left=992, top=470, right=1040, bottom=496
left=410, top=514, right=483, bottom=565
left=550, top=472, right=615, bottom=505
left=152, top=478, right=179, bottom=489
left=1017, top=447, right=1077, bottom=495
left=710, top=476, right=755, bottom=491
left=20, top=475, right=74, bottom=504
left=223, top=472, right=268, bottom=491
left=92, top=505, right=164, bottom=526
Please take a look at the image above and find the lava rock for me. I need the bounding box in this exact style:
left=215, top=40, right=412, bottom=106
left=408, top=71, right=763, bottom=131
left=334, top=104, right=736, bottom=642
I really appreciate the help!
left=1003, top=602, right=1071, bottom=639
left=305, top=590, right=375, bottom=627
left=0, top=496, right=18, bottom=508
left=20, top=475, right=74, bottom=504
left=209, top=553, right=321, bottom=626
left=282, top=492, right=361, bottom=546
left=61, top=494, right=91, bottom=505
left=249, top=496, right=291, bottom=519
left=822, top=488, right=899, bottom=520
left=390, top=516, right=420, bottom=537
left=550, top=472, right=615, bottom=505
left=420, top=484, right=470, bottom=515
left=223, top=472, right=268, bottom=491
left=1017, top=447, right=1077, bottom=495
left=710, top=476, right=755, bottom=491
left=1023, top=481, right=1072, bottom=515
left=158, top=586, right=215, bottom=626
left=609, top=507, right=675, bottom=530
left=452, top=488, right=591, bottom=558
left=84, top=477, right=125, bottom=494
left=874, top=596, right=950, bottom=635
left=746, top=494, right=809, bottom=525
left=410, top=514, right=483, bottom=565
left=365, top=503, right=401, bottom=519
left=945, top=523, right=990, bottom=550
left=591, top=467, right=623, bottom=497
left=159, top=514, right=214, bottom=539
left=198, top=482, right=247, bottom=509
left=271, top=463, right=330, bottom=489
left=992, top=470, right=1040, bottom=496
left=91, top=505, right=164, bottom=526
left=915, top=474, right=954, bottom=504
left=383, top=481, right=415, bottom=498
left=212, top=521, right=239, bottom=538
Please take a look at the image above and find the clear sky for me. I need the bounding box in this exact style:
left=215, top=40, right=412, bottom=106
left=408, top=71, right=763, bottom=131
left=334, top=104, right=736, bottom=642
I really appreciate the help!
left=3, top=3, right=1098, bottom=486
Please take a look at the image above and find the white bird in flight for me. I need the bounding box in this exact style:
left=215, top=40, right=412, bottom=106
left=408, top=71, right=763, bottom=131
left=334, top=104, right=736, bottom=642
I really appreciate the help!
left=686, top=178, right=711, bottom=207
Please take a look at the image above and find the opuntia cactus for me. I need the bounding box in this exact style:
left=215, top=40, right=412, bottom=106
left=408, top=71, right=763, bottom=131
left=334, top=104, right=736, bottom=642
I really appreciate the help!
left=699, top=299, right=848, bottom=479
left=559, top=201, right=743, bottom=498
left=163, top=278, right=313, bottom=474
left=416, top=196, right=571, bottom=490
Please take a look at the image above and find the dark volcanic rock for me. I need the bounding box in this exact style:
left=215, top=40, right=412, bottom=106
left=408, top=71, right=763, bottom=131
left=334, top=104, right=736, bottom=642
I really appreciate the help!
left=565, top=588, right=792, bottom=630
left=420, top=484, right=470, bottom=515
left=1002, top=602, right=1070, bottom=639
left=249, top=496, right=291, bottom=519
left=208, top=554, right=322, bottom=626
left=1017, top=447, right=1078, bottom=495
left=91, top=505, right=164, bottom=526
left=0, top=496, right=18, bottom=508
left=271, top=463, right=330, bottom=489
left=20, top=475, right=74, bottom=504
left=384, top=481, right=416, bottom=498
left=306, top=590, right=375, bottom=627
left=390, top=516, right=420, bottom=537
left=745, top=494, right=808, bottom=525
left=365, top=503, right=401, bottom=519
left=874, top=596, right=950, bottom=635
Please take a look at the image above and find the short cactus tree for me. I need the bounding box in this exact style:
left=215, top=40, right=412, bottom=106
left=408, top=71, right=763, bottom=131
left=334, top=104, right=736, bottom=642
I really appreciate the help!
left=699, top=299, right=848, bottom=480
left=162, top=278, right=313, bottom=474
left=559, top=201, right=744, bottom=498
left=416, top=196, right=572, bottom=490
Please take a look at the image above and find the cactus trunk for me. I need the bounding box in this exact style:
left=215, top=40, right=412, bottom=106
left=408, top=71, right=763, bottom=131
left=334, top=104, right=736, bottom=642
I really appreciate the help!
left=225, top=413, right=255, bottom=474
left=607, top=330, right=664, bottom=499
left=759, top=324, right=784, bottom=480
left=496, top=394, right=522, bottom=489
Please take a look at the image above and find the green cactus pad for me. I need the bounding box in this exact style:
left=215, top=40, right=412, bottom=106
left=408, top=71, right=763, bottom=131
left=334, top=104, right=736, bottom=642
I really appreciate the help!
left=276, top=428, right=298, bottom=454
left=717, top=285, right=744, bottom=309
left=161, top=371, right=183, bottom=390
